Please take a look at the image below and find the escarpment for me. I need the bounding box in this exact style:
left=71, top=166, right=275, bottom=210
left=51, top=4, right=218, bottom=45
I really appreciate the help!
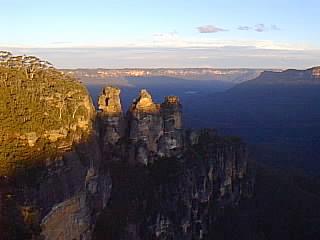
left=0, top=52, right=253, bottom=240
left=0, top=52, right=111, bottom=240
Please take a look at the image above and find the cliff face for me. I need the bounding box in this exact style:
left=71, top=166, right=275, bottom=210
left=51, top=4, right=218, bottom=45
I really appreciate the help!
left=94, top=87, right=253, bottom=240
left=242, top=66, right=320, bottom=85
left=0, top=53, right=112, bottom=240
left=98, top=86, right=124, bottom=147
left=0, top=52, right=252, bottom=240
left=159, top=96, right=184, bottom=157
left=131, top=132, right=250, bottom=240
left=127, top=89, right=163, bottom=164
left=98, top=88, right=184, bottom=165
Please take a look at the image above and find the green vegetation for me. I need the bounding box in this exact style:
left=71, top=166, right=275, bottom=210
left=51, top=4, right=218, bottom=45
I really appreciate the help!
left=0, top=52, right=93, bottom=176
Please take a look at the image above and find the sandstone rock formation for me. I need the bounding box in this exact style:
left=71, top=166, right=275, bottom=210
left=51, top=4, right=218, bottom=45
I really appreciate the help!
left=98, top=86, right=122, bottom=116
left=130, top=89, right=160, bottom=113
left=0, top=54, right=253, bottom=240
left=94, top=126, right=252, bottom=240
left=93, top=86, right=253, bottom=240
left=98, top=88, right=184, bottom=165
left=159, top=96, right=184, bottom=157
left=127, top=89, right=163, bottom=164
left=145, top=132, right=251, bottom=239
left=98, top=86, right=124, bottom=147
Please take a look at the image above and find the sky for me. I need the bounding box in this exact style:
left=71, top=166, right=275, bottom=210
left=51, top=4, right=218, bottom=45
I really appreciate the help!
left=1, top=0, right=319, bottom=68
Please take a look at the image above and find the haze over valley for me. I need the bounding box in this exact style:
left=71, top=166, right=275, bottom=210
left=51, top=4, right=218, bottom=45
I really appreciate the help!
left=1, top=0, right=320, bottom=239
left=68, top=66, right=320, bottom=174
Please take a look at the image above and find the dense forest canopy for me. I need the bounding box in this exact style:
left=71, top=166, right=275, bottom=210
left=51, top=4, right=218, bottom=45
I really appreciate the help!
left=0, top=51, right=93, bottom=176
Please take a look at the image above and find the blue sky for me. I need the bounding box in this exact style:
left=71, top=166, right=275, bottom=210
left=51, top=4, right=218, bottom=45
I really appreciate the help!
left=1, top=0, right=319, bottom=68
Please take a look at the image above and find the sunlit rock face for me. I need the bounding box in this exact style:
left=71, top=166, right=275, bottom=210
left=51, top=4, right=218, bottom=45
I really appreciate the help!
left=1, top=65, right=253, bottom=240
left=1, top=135, right=111, bottom=240
left=0, top=53, right=112, bottom=240
left=130, top=89, right=160, bottom=113
left=98, top=86, right=122, bottom=116
left=312, top=67, right=320, bottom=79
left=98, top=89, right=185, bottom=165
left=98, top=86, right=124, bottom=147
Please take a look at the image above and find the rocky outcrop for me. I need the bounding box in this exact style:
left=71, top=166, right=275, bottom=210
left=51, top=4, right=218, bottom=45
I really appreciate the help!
left=98, top=86, right=124, bottom=146
left=127, top=89, right=163, bottom=164
left=1, top=122, right=111, bottom=240
left=130, top=89, right=160, bottom=113
left=98, top=88, right=184, bottom=165
left=98, top=86, right=122, bottom=116
left=93, top=127, right=253, bottom=240
left=36, top=137, right=111, bottom=240
left=143, top=131, right=251, bottom=239
left=1, top=53, right=253, bottom=240
left=158, top=96, right=184, bottom=157
left=1, top=134, right=112, bottom=240
left=94, top=86, right=253, bottom=240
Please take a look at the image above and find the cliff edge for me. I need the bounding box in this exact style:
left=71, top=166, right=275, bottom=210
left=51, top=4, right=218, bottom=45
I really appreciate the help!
left=0, top=52, right=253, bottom=240
left=0, top=52, right=111, bottom=240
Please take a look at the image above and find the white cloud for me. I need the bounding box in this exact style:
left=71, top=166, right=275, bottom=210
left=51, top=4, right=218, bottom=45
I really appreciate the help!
left=2, top=45, right=319, bottom=69
left=0, top=37, right=313, bottom=52
left=197, top=25, right=227, bottom=33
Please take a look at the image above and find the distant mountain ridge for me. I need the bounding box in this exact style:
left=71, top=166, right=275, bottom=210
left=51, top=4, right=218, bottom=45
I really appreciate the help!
left=0, top=52, right=253, bottom=240
left=242, top=66, right=320, bottom=85
left=61, top=68, right=274, bottom=86
left=183, top=66, right=320, bottom=174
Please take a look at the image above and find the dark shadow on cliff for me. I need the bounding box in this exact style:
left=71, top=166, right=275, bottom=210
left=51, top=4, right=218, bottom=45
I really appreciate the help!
left=93, top=157, right=183, bottom=240
left=0, top=125, right=106, bottom=240
left=3, top=67, right=320, bottom=240
left=208, top=164, right=320, bottom=240
left=86, top=79, right=320, bottom=176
